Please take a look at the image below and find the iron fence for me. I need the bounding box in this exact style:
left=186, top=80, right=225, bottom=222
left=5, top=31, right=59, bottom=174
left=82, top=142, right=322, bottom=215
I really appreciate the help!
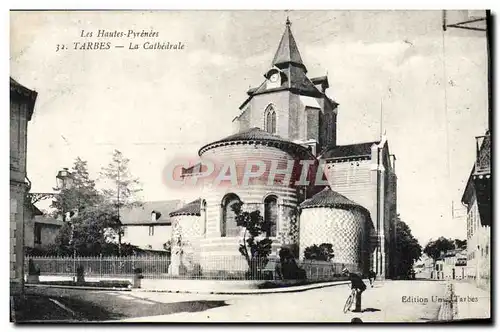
left=25, top=255, right=357, bottom=281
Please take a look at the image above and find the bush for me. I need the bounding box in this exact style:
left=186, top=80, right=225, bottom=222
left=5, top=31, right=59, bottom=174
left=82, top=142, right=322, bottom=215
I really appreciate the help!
left=28, top=259, right=40, bottom=276
left=216, top=270, right=232, bottom=280
left=277, top=247, right=307, bottom=280
left=190, top=264, right=203, bottom=277
left=133, top=267, right=143, bottom=274
left=303, top=243, right=334, bottom=261
left=179, top=263, right=188, bottom=276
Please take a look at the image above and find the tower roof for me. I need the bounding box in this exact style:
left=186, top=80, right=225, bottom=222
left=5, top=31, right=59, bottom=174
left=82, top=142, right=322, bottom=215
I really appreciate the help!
left=272, top=18, right=307, bottom=72
left=198, top=127, right=313, bottom=157
left=300, top=187, right=370, bottom=217
left=169, top=199, right=201, bottom=217
left=10, top=77, right=38, bottom=121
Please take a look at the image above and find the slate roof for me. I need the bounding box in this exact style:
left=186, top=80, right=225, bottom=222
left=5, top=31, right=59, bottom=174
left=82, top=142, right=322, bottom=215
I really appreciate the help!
left=10, top=77, right=37, bottom=121
left=272, top=18, right=306, bottom=71
left=249, top=63, right=322, bottom=98
left=239, top=21, right=338, bottom=110
left=320, top=141, right=380, bottom=159
left=311, top=76, right=329, bottom=86
left=169, top=199, right=202, bottom=217
left=199, top=127, right=312, bottom=157
left=120, top=200, right=182, bottom=225
left=300, top=187, right=370, bottom=217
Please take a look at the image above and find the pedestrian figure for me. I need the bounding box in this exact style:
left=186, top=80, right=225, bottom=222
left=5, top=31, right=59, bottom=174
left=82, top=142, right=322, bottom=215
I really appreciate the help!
left=368, top=269, right=376, bottom=288
left=342, top=267, right=366, bottom=313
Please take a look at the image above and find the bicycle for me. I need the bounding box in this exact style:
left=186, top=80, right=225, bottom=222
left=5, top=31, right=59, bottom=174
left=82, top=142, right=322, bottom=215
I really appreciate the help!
left=343, top=289, right=356, bottom=313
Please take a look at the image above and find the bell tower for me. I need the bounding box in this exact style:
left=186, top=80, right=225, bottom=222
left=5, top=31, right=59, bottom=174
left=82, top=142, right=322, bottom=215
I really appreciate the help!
left=233, top=18, right=338, bottom=155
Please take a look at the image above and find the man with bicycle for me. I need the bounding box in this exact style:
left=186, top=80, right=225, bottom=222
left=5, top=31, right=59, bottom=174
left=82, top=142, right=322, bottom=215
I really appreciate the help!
left=342, top=267, right=366, bottom=313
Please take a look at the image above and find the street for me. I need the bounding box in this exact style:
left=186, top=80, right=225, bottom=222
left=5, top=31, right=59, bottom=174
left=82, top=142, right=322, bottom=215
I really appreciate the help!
left=15, top=280, right=455, bottom=323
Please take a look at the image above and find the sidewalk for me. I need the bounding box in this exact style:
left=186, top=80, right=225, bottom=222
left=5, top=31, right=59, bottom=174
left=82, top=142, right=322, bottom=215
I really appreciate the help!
left=117, top=280, right=445, bottom=323
left=134, top=280, right=350, bottom=295
left=453, top=281, right=491, bottom=320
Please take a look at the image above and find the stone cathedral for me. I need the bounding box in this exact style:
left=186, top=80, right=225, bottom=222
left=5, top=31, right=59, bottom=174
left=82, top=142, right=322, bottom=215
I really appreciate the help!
left=168, top=19, right=398, bottom=279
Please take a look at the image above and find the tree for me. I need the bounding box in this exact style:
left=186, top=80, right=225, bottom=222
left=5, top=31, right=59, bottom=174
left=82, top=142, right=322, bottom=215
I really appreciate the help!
left=100, top=150, right=143, bottom=255
left=393, top=215, right=422, bottom=278
left=454, top=239, right=467, bottom=250
left=424, top=237, right=456, bottom=262
left=50, top=157, right=102, bottom=219
left=232, top=202, right=273, bottom=277
left=54, top=204, right=121, bottom=256
left=303, top=243, right=335, bottom=261
left=163, top=240, right=172, bottom=257
left=100, top=150, right=143, bottom=210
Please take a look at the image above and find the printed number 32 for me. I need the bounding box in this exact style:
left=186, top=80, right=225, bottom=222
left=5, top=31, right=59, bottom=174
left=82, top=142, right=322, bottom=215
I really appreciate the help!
left=56, top=44, right=66, bottom=52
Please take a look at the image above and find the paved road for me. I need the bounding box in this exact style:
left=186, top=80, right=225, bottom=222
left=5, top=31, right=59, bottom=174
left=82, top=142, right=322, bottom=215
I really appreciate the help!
left=20, top=280, right=449, bottom=323
left=125, top=280, right=448, bottom=322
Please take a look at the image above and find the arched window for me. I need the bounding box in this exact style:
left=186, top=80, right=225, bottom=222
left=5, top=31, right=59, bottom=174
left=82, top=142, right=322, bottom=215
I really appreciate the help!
left=201, top=200, right=207, bottom=236
left=221, top=194, right=241, bottom=237
left=264, top=105, right=276, bottom=134
left=264, top=195, right=278, bottom=237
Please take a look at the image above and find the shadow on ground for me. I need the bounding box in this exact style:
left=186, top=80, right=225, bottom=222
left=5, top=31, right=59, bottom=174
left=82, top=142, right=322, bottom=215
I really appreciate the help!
left=361, top=308, right=381, bottom=313
left=84, top=300, right=230, bottom=322
left=13, top=294, right=229, bottom=323
left=12, top=294, right=121, bottom=322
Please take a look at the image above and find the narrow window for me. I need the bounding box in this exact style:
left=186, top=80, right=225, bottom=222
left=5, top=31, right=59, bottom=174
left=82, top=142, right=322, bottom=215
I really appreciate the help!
left=201, top=200, right=207, bottom=236
left=264, top=105, right=276, bottom=134
left=34, top=223, right=42, bottom=244
left=264, top=195, right=278, bottom=237
left=221, top=194, right=241, bottom=237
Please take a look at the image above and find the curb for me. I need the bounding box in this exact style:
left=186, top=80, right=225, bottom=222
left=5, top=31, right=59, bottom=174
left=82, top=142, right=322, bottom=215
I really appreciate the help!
left=25, top=284, right=131, bottom=292
left=133, top=281, right=350, bottom=295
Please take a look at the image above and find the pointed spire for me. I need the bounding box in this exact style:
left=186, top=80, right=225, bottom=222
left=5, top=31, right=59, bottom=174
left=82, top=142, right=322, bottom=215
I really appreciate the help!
left=272, top=17, right=306, bottom=72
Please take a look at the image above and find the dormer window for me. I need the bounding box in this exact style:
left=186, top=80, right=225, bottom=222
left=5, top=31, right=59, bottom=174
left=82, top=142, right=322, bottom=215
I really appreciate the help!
left=264, top=105, right=277, bottom=134
left=151, top=211, right=161, bottom=222
left=265, top=68, right=283, bottom=90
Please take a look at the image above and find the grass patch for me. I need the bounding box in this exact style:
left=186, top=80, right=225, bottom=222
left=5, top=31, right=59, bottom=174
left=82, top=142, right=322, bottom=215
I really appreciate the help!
left=38, top=280, right=131, bottom=289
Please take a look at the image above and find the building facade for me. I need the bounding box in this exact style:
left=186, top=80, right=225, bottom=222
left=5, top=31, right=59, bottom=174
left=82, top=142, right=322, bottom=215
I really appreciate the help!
left=429, top=249, right=468, bottom=281
left=167, top=19, right=397, bottom=278
left=320, top=138, right=398, bottom=278
left=24, top=203, right=63, bottom=250
left=461, top=132, right=491, bottom=290
left=120, top=200, right=183, bottom=251
left=10, top=78, right=37, bottom=294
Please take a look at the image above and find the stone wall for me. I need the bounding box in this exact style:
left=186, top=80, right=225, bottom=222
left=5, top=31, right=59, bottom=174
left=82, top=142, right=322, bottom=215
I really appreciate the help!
left=170, top=215, right=203, bottom=271
left=299, top=207, right=368, bottom=273
left=322, top=143, right=397, bottom=278
left=466, top=196, right=491, bottom=282
left=122, top=224, right=172, bottom=251
left=238, top=91, right=291, bottom=138
left=10, top=99, right=30, bottom=294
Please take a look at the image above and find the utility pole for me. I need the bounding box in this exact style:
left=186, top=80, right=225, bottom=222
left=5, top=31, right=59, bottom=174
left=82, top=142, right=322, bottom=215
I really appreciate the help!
left=442, top=10, right=490, bottom=132
left=117, top=163, right=121, bottom=257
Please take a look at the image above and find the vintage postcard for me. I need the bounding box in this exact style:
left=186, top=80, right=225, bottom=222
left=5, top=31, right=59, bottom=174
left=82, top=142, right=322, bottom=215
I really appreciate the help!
left=9, top=10, right=491, bottom=323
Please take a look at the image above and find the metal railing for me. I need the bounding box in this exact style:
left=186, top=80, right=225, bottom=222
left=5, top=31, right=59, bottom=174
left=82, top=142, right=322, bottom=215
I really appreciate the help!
left=25, top=255, right=356, bottom=281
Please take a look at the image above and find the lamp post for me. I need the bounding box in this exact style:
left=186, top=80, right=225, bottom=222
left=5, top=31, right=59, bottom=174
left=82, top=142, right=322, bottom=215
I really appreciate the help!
left=56, top=168, right=73, bottom=191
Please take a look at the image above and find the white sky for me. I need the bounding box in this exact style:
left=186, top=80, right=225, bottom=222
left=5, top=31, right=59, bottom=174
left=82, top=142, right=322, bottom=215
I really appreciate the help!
left=10, top=10, right=489, bottom=246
